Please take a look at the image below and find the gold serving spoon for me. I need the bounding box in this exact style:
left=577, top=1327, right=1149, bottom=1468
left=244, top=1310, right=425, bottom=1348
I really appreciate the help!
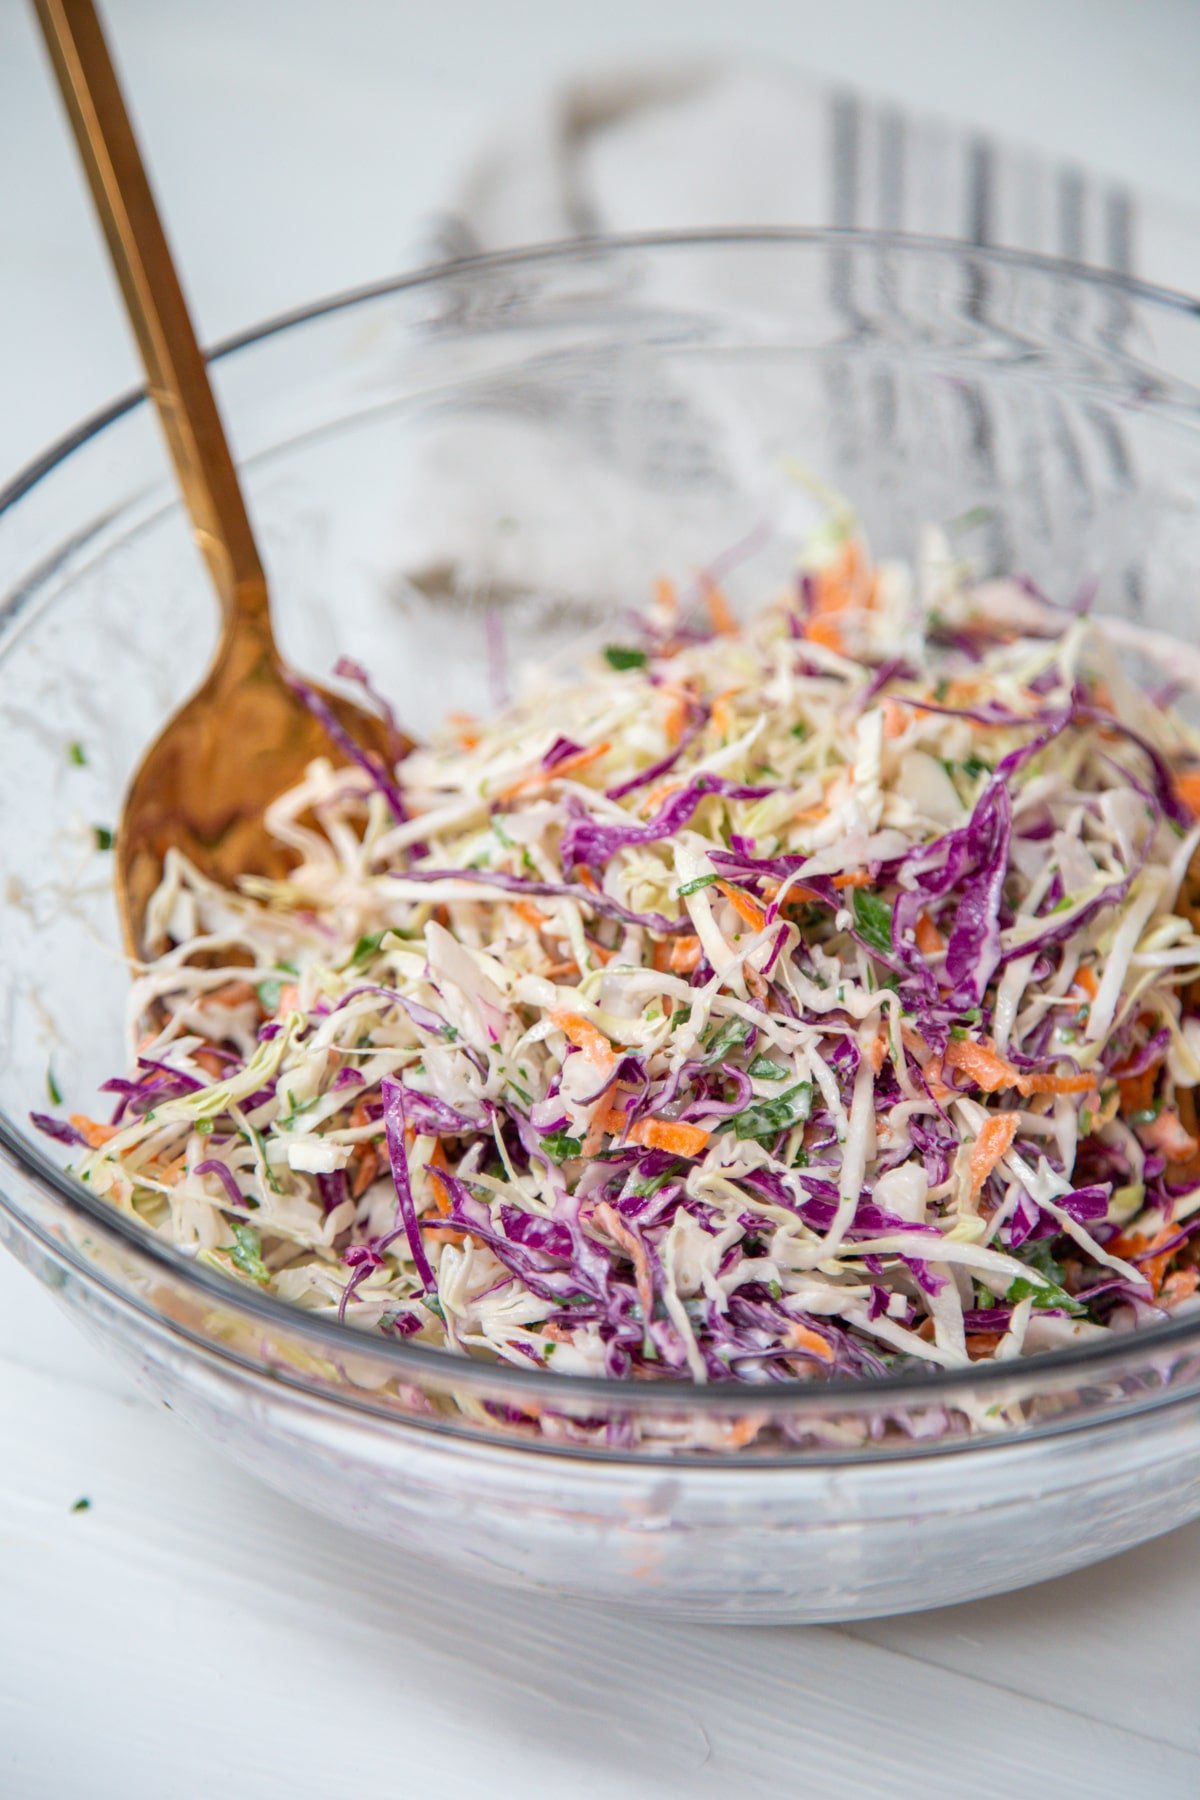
left=33, top=0, right=406, bottom=960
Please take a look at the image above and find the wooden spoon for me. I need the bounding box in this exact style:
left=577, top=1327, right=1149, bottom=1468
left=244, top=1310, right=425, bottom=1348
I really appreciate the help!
left=33, top=0, right=407, bottom=960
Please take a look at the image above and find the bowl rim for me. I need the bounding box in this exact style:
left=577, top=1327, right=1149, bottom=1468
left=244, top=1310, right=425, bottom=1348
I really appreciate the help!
left=5, top=224, right=1200, bottom=1417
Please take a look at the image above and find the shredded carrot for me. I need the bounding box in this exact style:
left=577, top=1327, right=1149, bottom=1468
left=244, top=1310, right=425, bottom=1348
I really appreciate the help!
left=914, top=912, right=945, bottom=955
left=1019, top=1070, right=1096, bottom=1097
left=805, top=615, right=845, bottom=654
left=1139, top=1109, right=1199, bottom=1163
left=596, top=1200, right=655, bottom=1320
left=810, top=540, right=875, bottom=615
left=513, top=899, right=549, bottom=930
left=942, top=1035, right=1093, bottom=1099
left=1117, top=1064, right=1158, bottom=1115
left=349, top=1098, right=375, bottom=1132
left=710, top=687, right=739, bottom=737
left=204, top=980, right=257, bottom=1009
left=866, top=1027, right=889, bottom=1075
left=541, top=959, right=581, bottom=980
left=193, top=1049, right=226, bottom=1079
left=572, top=863, right=600, bottom=892
left=724, top=1415, right=765, bottom=1449
left=652, top=941, right=673, bottom=974
left=350, top=1146, right=380, bottom=1199
left=831, top=870, right=871, bottom=890
left=943, top=1037, right=1020, bottom=1094
left=69, top=1114, right=119, bottom=1149
left=1174, top=770, right=1200, bottom=817
left=549, top=1010, right=616, bottom=1071
left=715, top=879, right=767, bottom=932
left=1109, top=1223, right=1180, bottom=1293
left=705, top=582, right=736, bottom=636
left=792, top=802, right=829, bottom=825
left=965, top=1331, right=1007, bottom=1360
left=640, top=778, right=684, bottom=816
left=969, top=1113, right=1019, bottom=1197
left=275, top=984, right=300, bottom=1016
left=787, top=1321, right=835, bottom=1363
left=882, top=698, right=909, bottom=738
left=660, top=690, right=689, bottom=744
left=626, top=1117, right=711, bottom=1158
left=668, top=935, right=703, bottom=973
left=498, top=740, right=611, bottom=800
left=1161, top=1268, right=1200, bottom=1305
left=1074, top=965, right=1099, bottom=1002
left=653, top=575, right=678, bottom=615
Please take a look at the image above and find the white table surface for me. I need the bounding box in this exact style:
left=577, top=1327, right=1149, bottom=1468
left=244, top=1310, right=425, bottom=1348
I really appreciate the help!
left=4, top=3, right=1200, bottom=1795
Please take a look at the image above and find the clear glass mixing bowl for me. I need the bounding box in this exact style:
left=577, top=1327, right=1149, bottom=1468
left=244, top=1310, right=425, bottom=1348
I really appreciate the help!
left=4, top=232, right=1200, bottom=1624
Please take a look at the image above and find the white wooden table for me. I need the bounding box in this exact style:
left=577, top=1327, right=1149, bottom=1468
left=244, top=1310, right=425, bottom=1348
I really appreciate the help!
left=3, top=4, right=1200, bottom=1794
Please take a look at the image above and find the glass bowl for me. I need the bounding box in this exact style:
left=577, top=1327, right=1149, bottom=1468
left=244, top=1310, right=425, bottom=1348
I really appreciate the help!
left=4, top=231, right=1200, bottom=1625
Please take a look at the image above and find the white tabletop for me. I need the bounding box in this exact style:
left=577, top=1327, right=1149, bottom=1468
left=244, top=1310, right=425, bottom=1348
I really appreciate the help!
left=4, top=4, right=1200, bottom=1795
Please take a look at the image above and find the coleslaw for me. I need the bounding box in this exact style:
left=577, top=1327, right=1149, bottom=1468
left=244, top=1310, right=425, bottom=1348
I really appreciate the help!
left=35, top=521, right=1200, bottom=1386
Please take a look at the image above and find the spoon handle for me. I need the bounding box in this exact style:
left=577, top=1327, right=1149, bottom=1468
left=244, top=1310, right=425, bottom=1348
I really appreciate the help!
left=32, top=0, right=268, bottom=626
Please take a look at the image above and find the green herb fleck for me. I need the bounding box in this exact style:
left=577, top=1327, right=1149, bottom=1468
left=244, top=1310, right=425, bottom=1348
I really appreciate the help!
left=603, top=645, right=648, bottom=671
left=747, top=1055, right=788, bottom=1081
left=224, top=1222, right=270, bottom=1286
left=729, top=1082, right=813, bottom=1142
left=348, top=931, right=388, bottom=967
left=93, top=825, right=114, bottom=851
left=852, top=887, right=893, bottom=955
left=962, top=754, right=993, bottom=779
left=541, top=1131, right=583, bottom=1164
left=677, top=872, right=721, bottom=898
left=68, top=740, right=87, bottom=766
left=790, top=721, right=809, bottom=740
left=256, top=977, right=284, bottom=1013
left=46, top=1065, right=62, bottom=1106
left=703, top=1016, right=753, bottom=1061
left=70, top=1496, right=91, bottom=1514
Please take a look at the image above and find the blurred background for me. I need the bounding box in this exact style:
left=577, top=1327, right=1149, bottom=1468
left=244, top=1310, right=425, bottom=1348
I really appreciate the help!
left=3, top=0, right=1200, bottom=482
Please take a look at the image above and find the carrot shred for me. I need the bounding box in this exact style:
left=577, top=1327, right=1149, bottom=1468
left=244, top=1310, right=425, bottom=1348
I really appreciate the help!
left=914, top=912, right=945, bottom=955
left=715, top=880, right=767, bottom=933
left=69, top=1114, right=119, bottom=1149
left=193, top=1049, right=226, bottom=1079
left=705, top=583, right=736, bottom=636
left=626, top=1117, right=711, bottom=1157
left=942, top=1037, right=1021, bottom=1093
left=549, top=1011, right=616, bottom=1071
left=831, top=870, right=871, bottom=890
left=350, top=1145, right=380, bottom=1199
left=968, top=1113, right=1019, bottom=1196
left=653, top=575, right=678, bottom=615
left=1074, top=965, right=1099, bottom=1002
left=805, top=615, right=845, bottom=654
left=275, top=984, right=301, bottom=1016
left=1161, top=1268, right=1200, bottom=1305
left=942, top=1035, right=1093, bottom=1099
left=1109, top=1223, right=1180, bottom=1294
left=710, top=687, right=740, bottom=736
left=882, top=698, right=909, bottom=738
left=787, top=1322, right=835, bottom=1363
left=1175, top=770, right=1200, bottom=818
left=204, top=980, right=258, bottom=1009
left=668, top=935, right=703, bottom=973
left=513, top=899, right=549, bottom=930
left=965, top=1331, right=1007, bottom=1360
left=596, top=1201, right=655, bottom=1321
left=498, top=740, right=611, bottom=800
